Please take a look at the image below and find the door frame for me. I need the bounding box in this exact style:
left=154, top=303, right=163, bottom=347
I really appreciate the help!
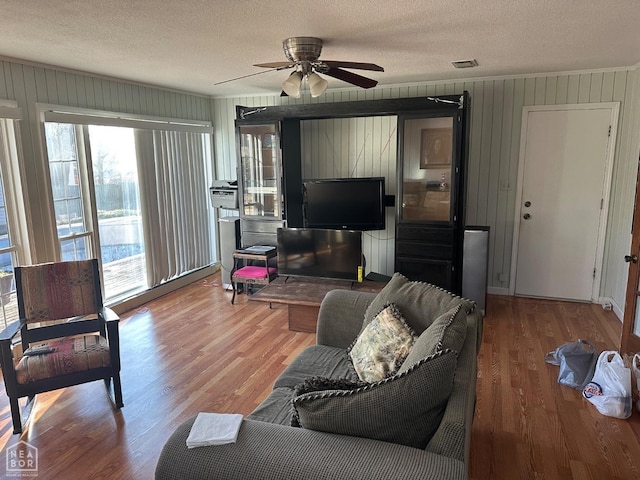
left=621, top=160, right=640, bottom=354
left=509, top=102, right=620, bottom=301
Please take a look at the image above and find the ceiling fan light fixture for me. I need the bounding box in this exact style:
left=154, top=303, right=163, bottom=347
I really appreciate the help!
left=249, top=37, right=382, bottom=95
left=282, top=71, right=303, bottom=98
left=307, top=72, right=328, bottom=97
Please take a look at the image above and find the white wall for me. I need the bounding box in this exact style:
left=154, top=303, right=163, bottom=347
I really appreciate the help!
left=212, top=67, right=640, bottom=313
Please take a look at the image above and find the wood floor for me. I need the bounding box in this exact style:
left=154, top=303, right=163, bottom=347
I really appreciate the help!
left=0, top=272, right=639, bottom=479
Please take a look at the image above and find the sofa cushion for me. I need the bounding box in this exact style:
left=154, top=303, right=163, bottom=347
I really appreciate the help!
left=292, top=349, right=457, bottom=449
left=247, top=387, right=295, bottom=425
left=273, top=345, right=359, bottom=389
left=363, top=273, right=475, bottom=335
left=399, top=304, right=467, bottom=374
left=347, top=303, right=417, bottom=382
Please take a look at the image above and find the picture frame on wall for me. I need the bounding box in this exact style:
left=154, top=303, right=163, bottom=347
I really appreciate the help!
left=420, top=127, right=452, bottom=168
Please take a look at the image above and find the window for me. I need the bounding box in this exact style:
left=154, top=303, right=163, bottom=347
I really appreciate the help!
left=41, top=107, right=214, bottom=304
left=45, top=123, right=148, bottom=301
left=0, top=174, right=17, bottom=327
left=88, top=125, right=146, bottom=299
left=45, top=123, right=91, bottom=262
left=0, top=106, right=30, bottom=328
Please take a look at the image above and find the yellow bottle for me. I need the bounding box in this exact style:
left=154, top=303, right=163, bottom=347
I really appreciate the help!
left=357, top=266, right=363, bottom=283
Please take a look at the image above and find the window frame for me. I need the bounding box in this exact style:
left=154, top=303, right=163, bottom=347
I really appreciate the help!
left=37, top=104, right=215, bottom=304
left=0, top=100, right=32, bottom=328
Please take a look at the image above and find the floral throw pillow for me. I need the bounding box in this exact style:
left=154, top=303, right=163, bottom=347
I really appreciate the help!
left=348, top=303, right=417, bottom=382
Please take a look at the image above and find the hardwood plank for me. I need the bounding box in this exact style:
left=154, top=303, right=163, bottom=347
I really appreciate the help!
left=0, top=273, right=315, bottom=479
left=1, top=275, right=639, bottom=479
left=470, top=295, right=640, bottom=480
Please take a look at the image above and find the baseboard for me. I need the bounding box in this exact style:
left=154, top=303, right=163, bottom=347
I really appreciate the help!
left=611, top=300, right=623, bottom=321
left=487, top=286, right=510, bottom=296
left=110, top=264, right=219, bottom=315
left=598, top=296, right=624, bottom=321
left=483, top=291, right=624, bottom=321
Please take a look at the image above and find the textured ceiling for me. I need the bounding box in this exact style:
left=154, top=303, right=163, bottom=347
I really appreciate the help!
left=0, top=0, right=639, bottom=98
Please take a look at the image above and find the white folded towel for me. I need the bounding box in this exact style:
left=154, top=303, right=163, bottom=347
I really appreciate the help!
left=186, top=412, right=244, bottom=449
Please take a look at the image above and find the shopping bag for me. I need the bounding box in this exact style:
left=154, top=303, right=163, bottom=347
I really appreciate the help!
left=545, top=339, right=597, bottom=390
left=633, top=353, right=640, bottom=413
left=582, top=351, right=632, bottom=419
left=623, top=353, right=640, bottom=413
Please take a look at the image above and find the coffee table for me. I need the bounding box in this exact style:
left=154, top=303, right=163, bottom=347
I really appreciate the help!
left=249, top=276, right=386, bottom=332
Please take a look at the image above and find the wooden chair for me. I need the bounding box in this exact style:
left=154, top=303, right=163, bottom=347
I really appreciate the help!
left=0, top=259, right=123, bottom=434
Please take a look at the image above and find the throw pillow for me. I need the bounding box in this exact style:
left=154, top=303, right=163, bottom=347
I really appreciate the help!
left=292, top=349, right=457, bottom=449
left=347, top=303, right=417, bottom=382
left=363, top=273, right=475, bottom=335
left=291, top=377, right=366, bottom=427
left=399, top=303, right=467, bottom=374
left=293, top=376, right=367, bottom=397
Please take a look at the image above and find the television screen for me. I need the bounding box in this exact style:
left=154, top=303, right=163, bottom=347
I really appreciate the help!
left=303, top=177, right=385, bottom=231
left=277, top=228, right=362, bottom=281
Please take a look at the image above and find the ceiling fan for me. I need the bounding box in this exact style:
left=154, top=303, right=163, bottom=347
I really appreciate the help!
left=252, top=37, right=384, bottom=98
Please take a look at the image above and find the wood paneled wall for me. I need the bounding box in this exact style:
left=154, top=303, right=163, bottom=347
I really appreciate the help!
left=301, top=116, right=397, bottom=276
left=8, top=57, right=635, bottom=318
left=212, top=68, right=640, bottom=313
left=0, top=58, right=212, bottom=263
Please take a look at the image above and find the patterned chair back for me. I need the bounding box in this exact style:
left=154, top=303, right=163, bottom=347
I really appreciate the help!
left=16, top=260, right=102, bottom=323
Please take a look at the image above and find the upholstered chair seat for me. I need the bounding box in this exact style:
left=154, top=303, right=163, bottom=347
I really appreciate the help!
left=16, top=334, right=111, bottom=384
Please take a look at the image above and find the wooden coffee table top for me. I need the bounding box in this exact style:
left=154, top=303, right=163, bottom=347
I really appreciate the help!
left=249, top=276, right=386, bottom=307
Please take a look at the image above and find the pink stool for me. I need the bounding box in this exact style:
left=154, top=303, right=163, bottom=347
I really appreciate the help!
left=231, top=265, right=277, bottom=304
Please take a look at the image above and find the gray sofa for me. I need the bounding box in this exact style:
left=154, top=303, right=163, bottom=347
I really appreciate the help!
left=156, top=276, right=482, bottom=480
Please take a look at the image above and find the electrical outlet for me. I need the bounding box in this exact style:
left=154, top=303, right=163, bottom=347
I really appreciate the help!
left=498, top=272, right=508, bottom=282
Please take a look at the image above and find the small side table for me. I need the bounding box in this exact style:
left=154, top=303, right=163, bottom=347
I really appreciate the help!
left=231, top=247, right=277, bottom=304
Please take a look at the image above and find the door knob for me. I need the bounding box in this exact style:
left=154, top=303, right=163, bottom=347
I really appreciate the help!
left=625, top=254, right=638, bottom=263
left=523, top=213, right=531, bottom=220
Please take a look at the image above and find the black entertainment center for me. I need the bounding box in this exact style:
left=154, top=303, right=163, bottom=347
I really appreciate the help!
left=235, top=93, right=470, bottom=294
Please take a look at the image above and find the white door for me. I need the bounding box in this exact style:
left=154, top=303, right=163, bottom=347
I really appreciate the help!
left=512, top=104, right=618, bottom=301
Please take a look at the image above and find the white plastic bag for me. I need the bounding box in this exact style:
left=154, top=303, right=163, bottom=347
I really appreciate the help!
left=582, top=351, right=632, bottom=419
left=630, top=353, right=640, bottom=413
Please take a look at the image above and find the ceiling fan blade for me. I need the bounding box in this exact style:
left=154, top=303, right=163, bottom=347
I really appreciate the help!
left=214, top=68, right=284, bottom=86
left=324, top=67, right=378, bottom=89
left=253, top=61, right=295, bottom=69
left=321, top=61, right=384, bottom=72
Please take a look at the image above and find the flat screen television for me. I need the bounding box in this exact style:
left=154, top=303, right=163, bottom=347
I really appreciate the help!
left=303, top=177, right=385, bottom=231
left=277, top=227, right=362, bottom=281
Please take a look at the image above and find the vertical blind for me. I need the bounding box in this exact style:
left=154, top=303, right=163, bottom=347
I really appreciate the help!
left=137, top=130, right=212, bottom=285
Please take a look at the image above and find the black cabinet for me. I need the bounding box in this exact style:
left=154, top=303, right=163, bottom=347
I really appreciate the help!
left=236, top=122, right=284, bottom=247
left=235, top=114, right=302, bottom=246
left=395, top=93, right=470, bottom=293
